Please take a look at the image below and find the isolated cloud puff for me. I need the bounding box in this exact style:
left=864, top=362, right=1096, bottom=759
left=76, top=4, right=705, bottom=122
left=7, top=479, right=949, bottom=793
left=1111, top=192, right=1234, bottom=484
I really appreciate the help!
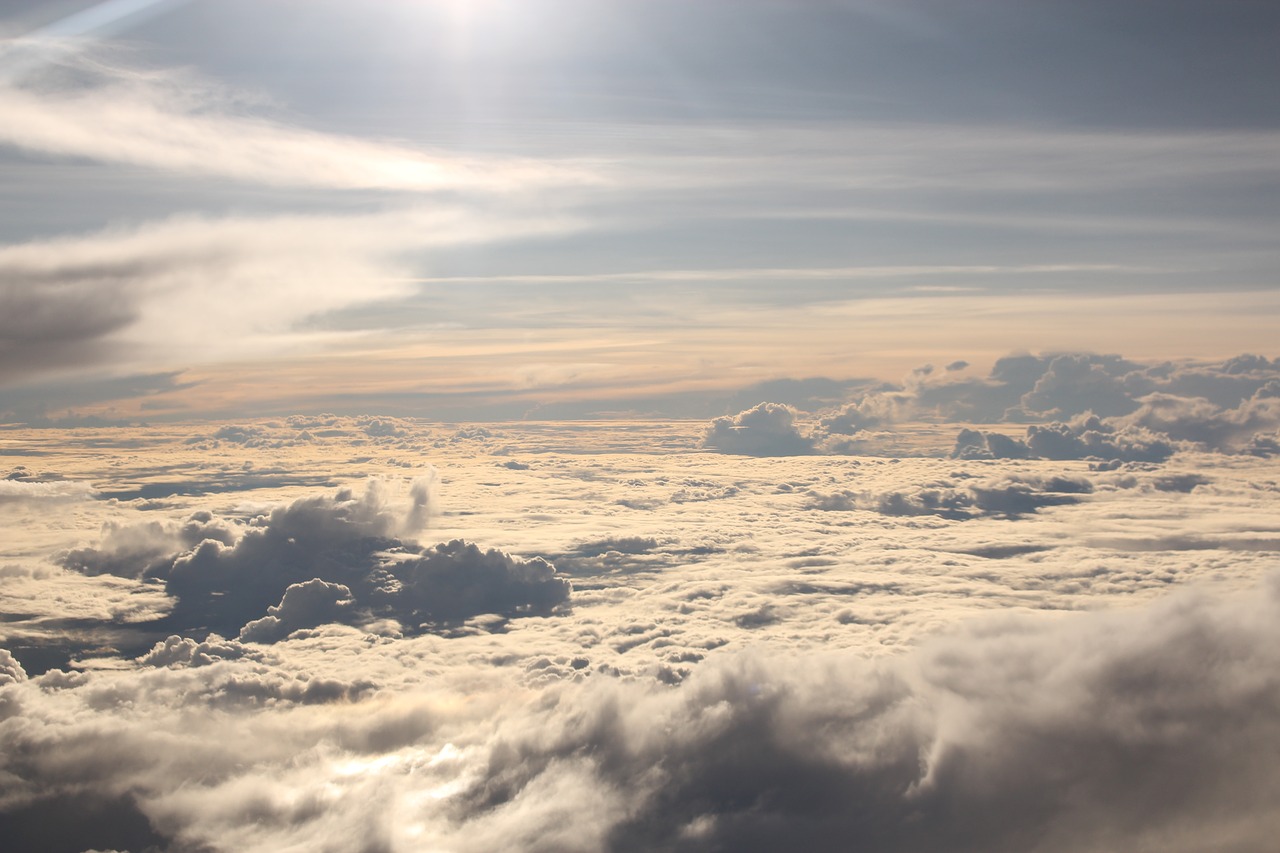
left=703, top=403, right=816, bottom=456
left=137, top=634, right=255, bottom=668
left=238, top=580, right=355, bottom=643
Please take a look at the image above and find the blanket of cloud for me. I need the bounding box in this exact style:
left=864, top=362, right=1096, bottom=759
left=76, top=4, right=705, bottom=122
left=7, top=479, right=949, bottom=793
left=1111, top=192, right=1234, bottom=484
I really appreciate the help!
left=1, top=412, right=1279, bottom=851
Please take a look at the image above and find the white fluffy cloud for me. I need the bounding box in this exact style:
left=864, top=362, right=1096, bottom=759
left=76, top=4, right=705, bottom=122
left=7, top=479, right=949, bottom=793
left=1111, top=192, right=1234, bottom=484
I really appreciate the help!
left=703, top=402, right=817, bottom=456
left=0, top=648, right=25, bottom=685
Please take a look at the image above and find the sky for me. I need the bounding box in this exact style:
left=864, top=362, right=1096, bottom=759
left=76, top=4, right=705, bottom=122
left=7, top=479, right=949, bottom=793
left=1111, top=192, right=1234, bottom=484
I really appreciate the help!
left=3, top=3, right=1280, bottom=852
left=0, top=0, right=1277, bottom=421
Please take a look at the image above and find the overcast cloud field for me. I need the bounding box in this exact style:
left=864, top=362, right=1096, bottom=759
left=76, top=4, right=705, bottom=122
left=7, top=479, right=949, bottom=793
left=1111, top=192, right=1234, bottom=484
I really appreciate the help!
left=3, top=1, right=1280, bottom=851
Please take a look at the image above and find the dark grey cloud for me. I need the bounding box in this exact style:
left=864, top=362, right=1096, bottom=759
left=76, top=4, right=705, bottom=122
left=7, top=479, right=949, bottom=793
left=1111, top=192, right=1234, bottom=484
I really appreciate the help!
left=367, top=540, right=570, bottom=627
left=0, top=792, right=170, bottom=853
left=0, top=276, right=136, bottom=385
left=948, top=373, right=1280, bottom=460
left=60, top=480, right=569, bottom=639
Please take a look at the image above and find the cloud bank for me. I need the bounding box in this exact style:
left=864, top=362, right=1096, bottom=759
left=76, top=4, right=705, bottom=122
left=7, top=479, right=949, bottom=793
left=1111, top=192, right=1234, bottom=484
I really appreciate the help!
left=699, top=353, right=1280, bottom=459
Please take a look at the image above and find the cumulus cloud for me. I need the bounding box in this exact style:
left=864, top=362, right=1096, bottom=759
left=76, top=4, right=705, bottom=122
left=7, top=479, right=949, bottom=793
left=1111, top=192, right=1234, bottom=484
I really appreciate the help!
left=703, top=403, right=817, bottom=456
left=57, top=511, right=236, bottom=578
left=953, top=418, right=1175, bottom=463
left=238, top=580, right=355, bottom=643
left=59, top=479, right=568, bottom=639
left=370, top=540, right=570, bottom=627
left=949, top=377, right=1280, bottom=460
left=825, top=353, right=1280, bottom=448
left=137, top=633, right=255, bottom=668
left=1113, top=388, right=1280, bottom=452
left=728, top=351, right=1279, bottom=459
left=0, top=648, right=26, bottom=685
left=372, top=576, right=1280, bottom=853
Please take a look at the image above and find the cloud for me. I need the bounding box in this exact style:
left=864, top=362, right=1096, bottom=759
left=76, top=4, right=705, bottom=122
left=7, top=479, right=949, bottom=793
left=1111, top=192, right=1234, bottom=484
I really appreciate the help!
left=59, top=478, right=569, bottom=638
left=1, top=576, right=1275, bottom=851
left=831, top=353, right=1280, bottom=438
left=370, top=540, right=571, bottom=627
left=0, top=372, right=192, bottom=424
left=949, top=377, right=1280, bottom=461
left=238, top=580, right=355, bottom=643
left=811, top=474, right=1091, bottom=520
left=3, top=410, right=1280, bottom=851
left=953, top=419, right=1175, bottom=463
left=397, top=575, right=1280, bottom=853
left=57, top=512, right=236, bottom=579
left=153, top=479, right=429, bottom=632
left=703, top=403, right=817, bottom=456
left=0, top=648, right=25, bottom=685
left=0, top=207, right=577, bottom=387
left=0, top=50, right=590, bottom=193
left=1113, top=389, right=1280, bottom=452
left=0, top=477, right=96, bottom=504
left=137, top=633, right=255, bottom=668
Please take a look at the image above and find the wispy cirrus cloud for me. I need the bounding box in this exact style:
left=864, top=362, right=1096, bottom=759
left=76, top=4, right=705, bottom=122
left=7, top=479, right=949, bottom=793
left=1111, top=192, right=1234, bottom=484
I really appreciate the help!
left=0, top=50, right=596, bottom=194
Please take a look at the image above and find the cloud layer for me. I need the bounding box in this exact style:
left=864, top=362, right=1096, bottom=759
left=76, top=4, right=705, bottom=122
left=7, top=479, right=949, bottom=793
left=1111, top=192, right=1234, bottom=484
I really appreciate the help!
left=3, top=574, right=1278, bottom=852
